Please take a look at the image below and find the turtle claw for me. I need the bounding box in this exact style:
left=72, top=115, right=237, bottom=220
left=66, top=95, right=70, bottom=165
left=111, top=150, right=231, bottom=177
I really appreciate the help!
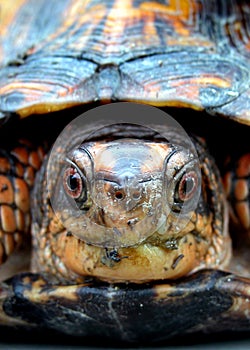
left=0, top=280, right=11, bottom=325
left=0, top=278, right=28, bottom=327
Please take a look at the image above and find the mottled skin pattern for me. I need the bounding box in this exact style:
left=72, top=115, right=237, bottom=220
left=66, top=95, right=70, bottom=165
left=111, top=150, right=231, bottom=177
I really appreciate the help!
left=31, top=130, right=230, bottom=283
left=224, top=154, right=250, bottom=234
left=0, top=0, right=249, bottom=344
left=0, top=140, right=44, bottom=265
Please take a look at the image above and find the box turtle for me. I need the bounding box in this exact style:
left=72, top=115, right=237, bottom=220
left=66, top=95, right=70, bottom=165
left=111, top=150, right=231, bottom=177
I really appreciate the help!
left=0, top=0, right=250, bottom=345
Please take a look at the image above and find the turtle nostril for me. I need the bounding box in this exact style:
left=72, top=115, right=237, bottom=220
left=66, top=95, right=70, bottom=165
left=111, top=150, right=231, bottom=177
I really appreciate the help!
left=115, top=190, right=124, bottom=200
left=132, top=190, right=141, bottom=200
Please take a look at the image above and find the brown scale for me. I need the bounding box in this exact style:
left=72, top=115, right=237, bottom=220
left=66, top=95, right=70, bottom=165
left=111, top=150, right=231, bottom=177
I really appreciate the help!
left=223, top=153, right=250, bottom=236
left=0, top=141, right=45, bottom=265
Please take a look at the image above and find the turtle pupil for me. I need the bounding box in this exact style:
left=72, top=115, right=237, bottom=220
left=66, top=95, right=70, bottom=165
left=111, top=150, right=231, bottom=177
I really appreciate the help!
left=115, top=191, right=124, bottom=200
left=182, top=178, right=194, bottom=196
left=176, top=170, right=198, bottom=204
left=68, top=174, right=79, bottom=191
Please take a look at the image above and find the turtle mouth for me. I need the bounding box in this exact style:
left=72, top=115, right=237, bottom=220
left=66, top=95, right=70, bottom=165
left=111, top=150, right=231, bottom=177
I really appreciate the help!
left=63, top=200, right=165, bottom=249
left=60, top=202, right=232, bottom=283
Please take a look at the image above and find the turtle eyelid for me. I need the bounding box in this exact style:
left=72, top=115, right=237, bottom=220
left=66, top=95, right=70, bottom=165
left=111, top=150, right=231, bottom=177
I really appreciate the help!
left=65, top=158, right=86, bottom=179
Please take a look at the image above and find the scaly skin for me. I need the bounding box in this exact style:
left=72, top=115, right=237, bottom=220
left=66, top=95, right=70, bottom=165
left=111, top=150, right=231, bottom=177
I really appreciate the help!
left=0, top=140, right=44, bottom=265
left=223, top=153, right=250, bottom=237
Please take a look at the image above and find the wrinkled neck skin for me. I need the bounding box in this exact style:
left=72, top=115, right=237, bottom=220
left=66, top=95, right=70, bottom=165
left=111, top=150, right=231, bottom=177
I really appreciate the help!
left=31, top=133, right=231, bottom=284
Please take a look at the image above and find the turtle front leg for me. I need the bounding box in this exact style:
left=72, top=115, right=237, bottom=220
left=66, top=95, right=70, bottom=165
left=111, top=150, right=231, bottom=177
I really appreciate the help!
left=0, top=140, right=45, bottom=267
left=223, top=152, right=250, bottom=237
left=0, top=279, right=22, bottom=327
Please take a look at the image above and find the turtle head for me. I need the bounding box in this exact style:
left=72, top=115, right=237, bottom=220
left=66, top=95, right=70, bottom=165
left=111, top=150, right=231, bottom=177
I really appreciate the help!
left=32, top=106, right=231, bottom=283
left=59, top=138, right=201, bottom=250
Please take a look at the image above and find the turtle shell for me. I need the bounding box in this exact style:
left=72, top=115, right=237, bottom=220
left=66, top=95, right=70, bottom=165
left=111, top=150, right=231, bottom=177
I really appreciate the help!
left=0, top=0, right=250, bottom=345
left=1, top=269, right=250, bottom=344
left=0, top=0, right=249, bottom=124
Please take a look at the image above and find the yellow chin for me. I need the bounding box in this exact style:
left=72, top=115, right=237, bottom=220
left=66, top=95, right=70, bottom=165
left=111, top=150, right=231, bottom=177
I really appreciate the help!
left=61, top=230, right=230, bottom=283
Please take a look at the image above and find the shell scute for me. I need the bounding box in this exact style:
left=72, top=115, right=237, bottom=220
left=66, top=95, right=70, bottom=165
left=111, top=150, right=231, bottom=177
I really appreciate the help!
left=0, top=0, right=249, bottom=123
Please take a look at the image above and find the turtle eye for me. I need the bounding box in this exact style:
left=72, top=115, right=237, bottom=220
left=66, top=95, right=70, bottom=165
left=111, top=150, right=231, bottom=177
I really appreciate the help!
left=63, top=167, right=87, bottom=202
left=175, top=170, right=199, bottom=203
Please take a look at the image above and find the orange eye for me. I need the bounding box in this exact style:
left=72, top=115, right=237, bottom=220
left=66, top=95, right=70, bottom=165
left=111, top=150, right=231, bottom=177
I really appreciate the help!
left=63, top=167, right=86, bottom=201
left=177, top=171, right=198, bottom=202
